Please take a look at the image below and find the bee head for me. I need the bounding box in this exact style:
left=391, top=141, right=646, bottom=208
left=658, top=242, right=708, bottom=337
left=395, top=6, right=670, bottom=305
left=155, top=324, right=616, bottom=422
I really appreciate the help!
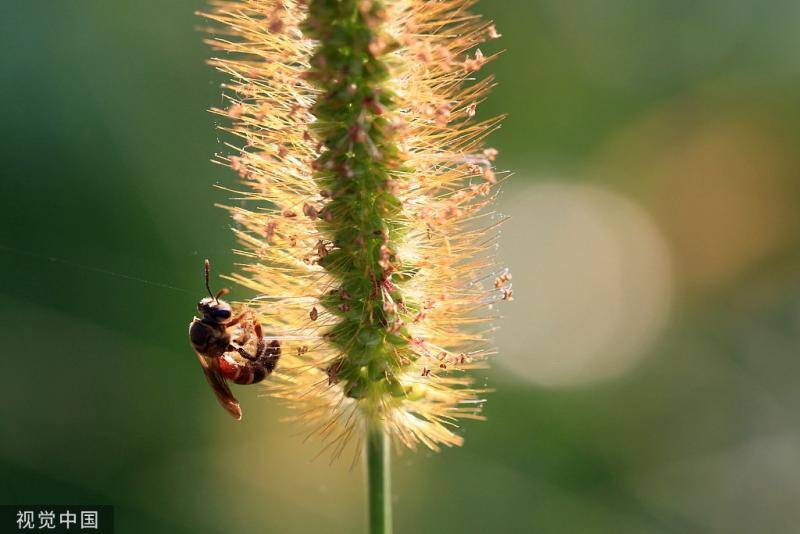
left=198, top=296, right=232, bottom=321
left=199, top=259, right=232, bottom=322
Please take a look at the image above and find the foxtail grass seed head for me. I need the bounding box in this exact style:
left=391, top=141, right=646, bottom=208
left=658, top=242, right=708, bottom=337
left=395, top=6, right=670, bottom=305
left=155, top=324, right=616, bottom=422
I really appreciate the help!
left=200, top=0, right=511, bottom=455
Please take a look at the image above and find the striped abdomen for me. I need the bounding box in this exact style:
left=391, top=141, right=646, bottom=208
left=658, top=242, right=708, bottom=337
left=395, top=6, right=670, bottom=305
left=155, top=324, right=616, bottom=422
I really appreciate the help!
left=219, top=340, right=281, bottom=385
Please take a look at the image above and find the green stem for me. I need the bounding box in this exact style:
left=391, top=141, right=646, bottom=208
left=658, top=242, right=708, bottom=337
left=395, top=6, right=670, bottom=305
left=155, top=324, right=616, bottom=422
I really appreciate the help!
left=366, top=422, right=391, bottom=534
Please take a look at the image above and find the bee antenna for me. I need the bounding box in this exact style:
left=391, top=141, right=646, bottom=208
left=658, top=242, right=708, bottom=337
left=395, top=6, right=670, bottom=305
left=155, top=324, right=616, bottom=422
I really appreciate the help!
left=204, top=259, right=215, bottom=300
left=216, top=288, right=230, bottom=301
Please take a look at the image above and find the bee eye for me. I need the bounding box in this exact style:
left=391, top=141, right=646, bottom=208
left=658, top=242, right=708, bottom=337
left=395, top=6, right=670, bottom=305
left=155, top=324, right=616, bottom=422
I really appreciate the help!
left=214, top=309, right=232, bottom=320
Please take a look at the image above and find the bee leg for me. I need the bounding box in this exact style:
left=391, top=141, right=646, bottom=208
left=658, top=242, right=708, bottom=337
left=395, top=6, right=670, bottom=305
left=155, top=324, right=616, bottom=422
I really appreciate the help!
left=224, top=312, right=248, bottom=329
left=261, top=340, right=281, bottom=374
left=234, top=340, right=280, bottom=374
left=249, top=321, right=267, bottom=363
left=233, top=328, right=250, bottom=346
left=230, top=319, right=265, bottom=361
left=235, top=345, right=259, bottom=362
left=251, top=321, right=280, bottom=372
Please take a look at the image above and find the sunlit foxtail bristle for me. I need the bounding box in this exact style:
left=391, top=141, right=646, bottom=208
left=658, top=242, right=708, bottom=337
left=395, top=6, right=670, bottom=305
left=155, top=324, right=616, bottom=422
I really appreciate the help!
left=200, top=0, right=510, bottom=456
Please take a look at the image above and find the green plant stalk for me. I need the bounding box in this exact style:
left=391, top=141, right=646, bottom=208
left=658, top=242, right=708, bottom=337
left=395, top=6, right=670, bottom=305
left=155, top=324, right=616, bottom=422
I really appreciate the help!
left=366, top=422, right=391, bottom=534
left=305, top=1, right=403, bottom=530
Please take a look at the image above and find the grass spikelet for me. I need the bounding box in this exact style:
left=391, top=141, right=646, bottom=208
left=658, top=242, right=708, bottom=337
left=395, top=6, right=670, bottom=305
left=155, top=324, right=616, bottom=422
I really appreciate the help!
left=200, top=0, right=510, bottom=456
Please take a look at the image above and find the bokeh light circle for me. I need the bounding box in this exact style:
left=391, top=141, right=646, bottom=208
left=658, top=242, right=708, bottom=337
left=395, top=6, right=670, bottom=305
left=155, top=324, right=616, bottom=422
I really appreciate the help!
left=497, top=182, right=673, bottom=386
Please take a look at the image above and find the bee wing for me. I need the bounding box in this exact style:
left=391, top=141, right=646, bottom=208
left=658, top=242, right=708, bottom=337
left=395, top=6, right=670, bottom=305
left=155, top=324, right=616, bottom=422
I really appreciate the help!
left=195, top=353, right=242, bottom=420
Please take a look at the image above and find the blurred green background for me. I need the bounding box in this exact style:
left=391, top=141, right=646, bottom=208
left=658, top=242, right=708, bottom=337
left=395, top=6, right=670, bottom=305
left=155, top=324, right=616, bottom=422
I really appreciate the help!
left=2, top=1, right=800, bottom=532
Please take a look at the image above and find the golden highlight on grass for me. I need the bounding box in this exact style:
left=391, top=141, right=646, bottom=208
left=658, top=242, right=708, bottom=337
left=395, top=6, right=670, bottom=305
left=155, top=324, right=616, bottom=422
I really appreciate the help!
left=200, top=0, right=511, bottom=457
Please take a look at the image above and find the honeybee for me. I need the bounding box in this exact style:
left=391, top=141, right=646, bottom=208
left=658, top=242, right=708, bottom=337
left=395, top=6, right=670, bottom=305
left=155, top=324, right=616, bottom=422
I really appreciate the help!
left=189, top=260, right=280, bottom=420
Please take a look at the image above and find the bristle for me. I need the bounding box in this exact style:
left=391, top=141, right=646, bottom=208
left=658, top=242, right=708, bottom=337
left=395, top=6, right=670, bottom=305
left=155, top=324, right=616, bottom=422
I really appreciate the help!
left=201, top=0, right=509, bottom=454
